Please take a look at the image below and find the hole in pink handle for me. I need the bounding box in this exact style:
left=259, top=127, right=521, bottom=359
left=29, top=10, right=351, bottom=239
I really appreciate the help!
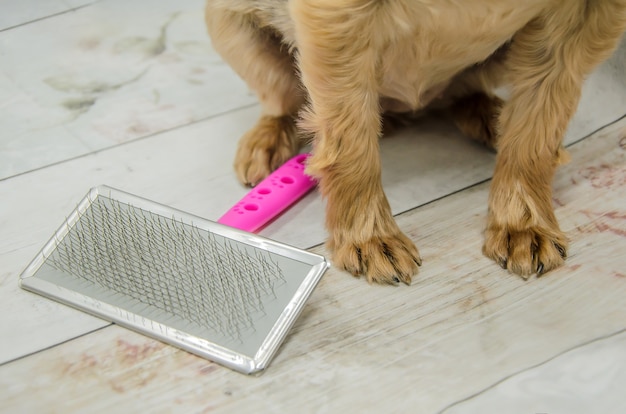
left=257, top=188, right=271, bottom=195
left=295, top=154, right=308, bottom=164
left=280, top=176, right=295, bottom=184
left=244, top=203, right=259, bottom=211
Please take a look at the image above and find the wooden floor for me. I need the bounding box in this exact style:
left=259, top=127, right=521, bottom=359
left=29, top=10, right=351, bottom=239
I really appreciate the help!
left=1, top=1, right=625, bottom=412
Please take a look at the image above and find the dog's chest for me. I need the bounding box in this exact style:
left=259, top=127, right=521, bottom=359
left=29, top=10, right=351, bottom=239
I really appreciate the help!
left=376, top=26, right=516, bottom=110
left=328, top=3, right=545, bottom=110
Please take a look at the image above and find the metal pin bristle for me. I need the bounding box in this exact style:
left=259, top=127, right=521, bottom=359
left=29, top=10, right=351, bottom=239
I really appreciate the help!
left=47, top=196, right=286, bottom=342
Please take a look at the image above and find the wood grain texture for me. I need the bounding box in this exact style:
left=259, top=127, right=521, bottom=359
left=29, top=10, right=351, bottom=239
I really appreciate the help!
left=0, top=0, right=97, bottom=31
left=443, top=329, right=626, bottom=414
left=1, top=117, right=624, bottom=413
left=1, top=1, right=626, bottom=411
left=0, top=0, right=255, bottom=179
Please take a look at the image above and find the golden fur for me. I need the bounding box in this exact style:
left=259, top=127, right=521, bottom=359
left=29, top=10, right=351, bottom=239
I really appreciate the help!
left=205, top=0, right=626, bottom=284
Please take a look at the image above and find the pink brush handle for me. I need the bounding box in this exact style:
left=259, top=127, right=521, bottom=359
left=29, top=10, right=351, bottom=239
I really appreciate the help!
left=217, top=153, right=317, bottom=232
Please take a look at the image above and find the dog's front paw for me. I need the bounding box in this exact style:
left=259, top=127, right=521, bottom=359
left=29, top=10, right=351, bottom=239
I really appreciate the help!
left=331, top=231, right=422, bottom=285
left=234, top=115, right=298, bottom=186
left=483, top=222, right=567, bottom=278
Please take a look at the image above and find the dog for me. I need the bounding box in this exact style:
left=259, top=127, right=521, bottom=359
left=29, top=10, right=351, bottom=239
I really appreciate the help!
left=205, top=0, right=626, bottom=284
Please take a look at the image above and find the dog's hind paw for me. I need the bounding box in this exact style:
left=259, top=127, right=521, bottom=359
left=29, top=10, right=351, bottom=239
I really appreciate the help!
left=483, top=224, right=567, bottom=278
left=234, top=115, right=298, bottom=186
left=331, top=232, right=422, bottom=285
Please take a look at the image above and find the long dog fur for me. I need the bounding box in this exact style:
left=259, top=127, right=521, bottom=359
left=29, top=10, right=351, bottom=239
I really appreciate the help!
left=205, top=0, right=626, bottom=284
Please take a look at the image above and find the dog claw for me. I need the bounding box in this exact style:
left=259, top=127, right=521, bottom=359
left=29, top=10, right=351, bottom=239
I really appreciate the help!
left=537, top=262, right=545, bottom=275
left=555, top=243, right=567, bottom=259
left=499, top=258, right=508, bottom=270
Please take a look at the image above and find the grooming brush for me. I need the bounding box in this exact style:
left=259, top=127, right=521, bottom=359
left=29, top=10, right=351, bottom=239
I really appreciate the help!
left=20, top=154, right=326, bottom=374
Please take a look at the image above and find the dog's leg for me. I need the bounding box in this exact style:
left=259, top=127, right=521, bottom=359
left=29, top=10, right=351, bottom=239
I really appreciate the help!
left=484, top=3, right=626, bottom=277
left=205, top=7, right=304, bottom=186
left=291, top=0, right=421, bottom=285
left=451, top=92, right=503, bottom=149
left=446, top=47, right=508, bottom=149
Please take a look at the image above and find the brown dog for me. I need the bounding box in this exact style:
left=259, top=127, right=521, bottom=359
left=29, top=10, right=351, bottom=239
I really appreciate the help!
left=205, top=0, right=626, bottom=284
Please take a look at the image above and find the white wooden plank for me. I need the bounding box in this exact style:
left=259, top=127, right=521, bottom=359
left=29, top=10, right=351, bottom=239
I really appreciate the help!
left=0, top=117, right=624, bottom=413
left=0, top=0, right=97, bottom=31
left=0, top=0, right=254, bottom=179
left=442, top=330, right=626, bottom=414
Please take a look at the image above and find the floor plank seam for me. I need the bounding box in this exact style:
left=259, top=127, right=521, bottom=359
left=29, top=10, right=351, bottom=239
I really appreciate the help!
left=435, top=327, right=626, bottom=414
left=0, top=102, right=260, bottom=183
left=0, top=1, right=103, bottom=33
left=0, top=323, right=111, bottom=368
left=565, top=112, right=626, bottom=148
left=391, top=112, right=626, bottom=220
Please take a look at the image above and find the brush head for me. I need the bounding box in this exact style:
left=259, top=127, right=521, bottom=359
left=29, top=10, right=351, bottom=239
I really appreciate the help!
left=20, top=186, right=328, bottom=374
